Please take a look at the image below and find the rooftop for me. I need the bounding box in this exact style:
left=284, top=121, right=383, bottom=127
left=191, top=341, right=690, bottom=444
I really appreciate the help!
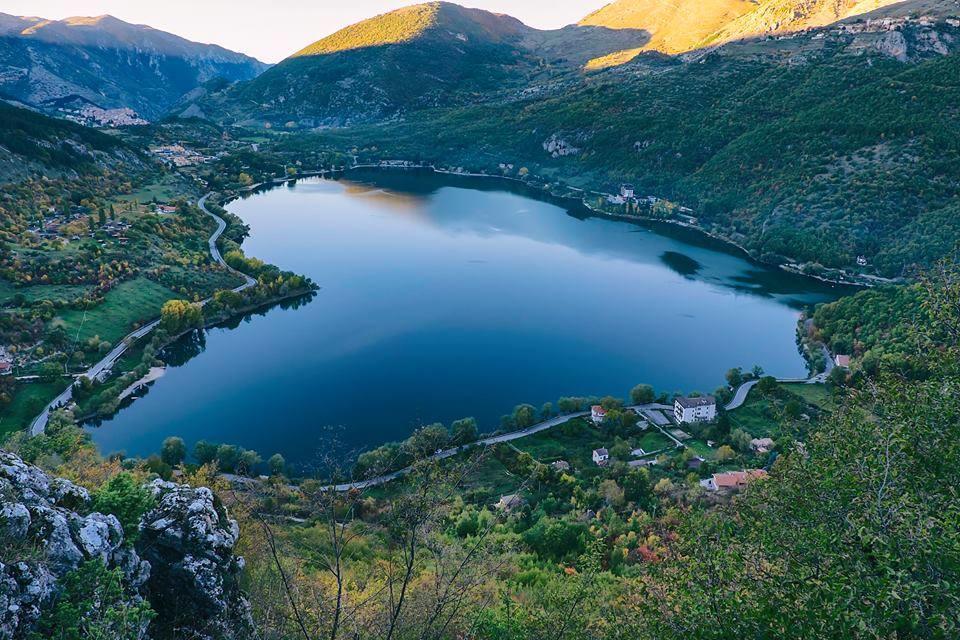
left=675, top=396, right=716, bottom=409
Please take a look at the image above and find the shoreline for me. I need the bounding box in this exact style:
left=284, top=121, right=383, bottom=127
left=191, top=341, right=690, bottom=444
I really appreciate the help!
left=28, top=191, right=305, bottom=435
left=274, top=163, right=884, bottom=289
left=75, top=286, right=316, bottom=426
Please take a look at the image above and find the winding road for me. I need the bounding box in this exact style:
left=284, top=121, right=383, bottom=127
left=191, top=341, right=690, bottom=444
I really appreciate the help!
left=29, top=193, right=252, bottom=436
left=312, top=403, right=679, bottom=492
left=723, top=345, right=836, bottom=412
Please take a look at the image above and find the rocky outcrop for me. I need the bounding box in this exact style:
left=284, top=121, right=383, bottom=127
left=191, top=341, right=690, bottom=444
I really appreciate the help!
left=138, top=480, right=253, bottom=640
left=0, top=451, right=251, bottom=639
left=0, top=450, right=148, bottom=637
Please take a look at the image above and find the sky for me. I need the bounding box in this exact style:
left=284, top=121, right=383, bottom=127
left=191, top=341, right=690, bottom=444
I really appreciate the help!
left=3, top=0, right=609, bottom=63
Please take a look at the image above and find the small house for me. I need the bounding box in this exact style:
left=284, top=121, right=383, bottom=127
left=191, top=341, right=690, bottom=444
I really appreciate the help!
left=700, top=469, right=767, bottom=492
left=590, top=405, right=607, bottom=424
left=686, top=456, right=705, bottom=470
left=620, top=184, right=635, bottom=198
left=856, top=255, right=868, bottom=267
left=674, top=396, right=717, bottom=424
left=592, top=448, right=610, bottom=466
left=495, top=494, right=525, bottom=512
left=834, top=355, right=851, bottom=368
left=551, top=460, right=571, bottom=472
left=750, top=438, right=775, bottom=453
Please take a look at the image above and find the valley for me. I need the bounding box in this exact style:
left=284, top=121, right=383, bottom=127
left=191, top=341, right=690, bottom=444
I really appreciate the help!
left=0, top=1, right=958, bottom=639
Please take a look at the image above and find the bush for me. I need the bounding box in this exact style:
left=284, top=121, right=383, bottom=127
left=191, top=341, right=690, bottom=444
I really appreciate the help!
left=91, top=472, right=156, bottom=542
left=28, top=560, right=155, bottom=640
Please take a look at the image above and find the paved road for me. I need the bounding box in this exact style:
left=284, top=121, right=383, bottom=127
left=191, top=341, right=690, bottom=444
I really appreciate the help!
left=724, top=379, right=759, bottom=411
left=312, top=403, right=679, bottom=492
left=198, top=193, right=257, bottom=293
left=724, top=346, right=836, bottom=412
left=29, top=193, right=252, bottom=436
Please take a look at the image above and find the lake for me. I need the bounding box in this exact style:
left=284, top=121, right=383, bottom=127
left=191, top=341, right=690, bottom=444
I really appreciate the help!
left=89, top=171, right=848, bottom=466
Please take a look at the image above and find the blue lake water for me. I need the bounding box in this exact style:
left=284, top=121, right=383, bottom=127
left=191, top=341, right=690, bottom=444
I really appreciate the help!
left=90, top=171, right=848, bottom=465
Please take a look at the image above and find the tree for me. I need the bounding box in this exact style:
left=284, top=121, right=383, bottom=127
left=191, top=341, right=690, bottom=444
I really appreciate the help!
left=194, top=440, right=218, bottom=465
left=159, top=300, right=203, bottom=334
left=268, top=453, right=286, bottom=476
left=512, top=404, right=538, bottom=429
left=757, top=376, right=779, bottom=395
left=29, top=560, right=155, bottom=640
left=600, top=396, right=623, bottom=411
left=160, top=436, right=186, bottom=467
left=827, top=365, right=848, bottom=388
left=216, top=444, right=241, bottom=473
left=540, top=402, right=554, bottom=419
left=450, top=417, right=478, bottom=444
left=715, top=444, right=736, bottom=461
left=91, top=472, right=156, bottom=541
left=630, top=384, right=655, bottom=405
left=600, top=479, right=625, bottom=508
left=558, top=397, right=583, bottom=414
left=406, top=423, right=450, bottom=457
left=730, top=428, right=754, bottom=452
left=238, top=449, right=262, bottom=476
left=725, top=368, right=744, bottom=388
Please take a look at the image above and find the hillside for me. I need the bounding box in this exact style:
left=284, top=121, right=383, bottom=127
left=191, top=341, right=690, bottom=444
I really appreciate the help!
left=577, top=0, right=919, bottom=66
left=579, top=0, right=757, bottom=59
left=0, top=13, right=267, bottom=120
left=0, top=101, right=140, bottom=179
left=283, top=5, right=960, bottom=277
left=206, top=2, right=537, bottom=127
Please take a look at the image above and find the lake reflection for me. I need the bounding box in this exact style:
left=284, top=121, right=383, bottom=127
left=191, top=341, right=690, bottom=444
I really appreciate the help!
left=90, top=171, right=849, bottom=464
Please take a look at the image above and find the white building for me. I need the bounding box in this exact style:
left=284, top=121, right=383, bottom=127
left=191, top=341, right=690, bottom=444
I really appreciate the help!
left=620, top=184, right=635, bottom=198
left=592, top=448, right=610, bottom=466
left=590, top=405, right=608, bottom=424
left=674, top=396, right=717, bottom=424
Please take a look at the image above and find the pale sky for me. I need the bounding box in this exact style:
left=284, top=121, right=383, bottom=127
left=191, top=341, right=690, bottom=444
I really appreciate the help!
left=2, top=1, right=609, bottom=63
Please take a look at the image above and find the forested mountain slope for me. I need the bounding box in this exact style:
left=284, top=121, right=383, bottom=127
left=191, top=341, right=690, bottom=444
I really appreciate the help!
left=287, top=8, right=960, bottom=277
left=206, top=2, right=540, bottom=127
left=0, top=13, right=266, bottom=119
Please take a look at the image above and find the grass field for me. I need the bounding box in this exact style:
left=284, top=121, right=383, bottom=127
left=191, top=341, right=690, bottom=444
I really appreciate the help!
left=4, top=284, right=93, bottom=306
left=728, top=382, right=834, bottom=437
left=513, top=418, right=608, bottom=468
left=53, top=278, right=177, bottom=346
left=0, top=381, right=68, bottom=436
left=780, top=383, right=835, bottom=411
left=117, top=175, right=185, bottom=204
left=636, top=430, right=672, bottom=452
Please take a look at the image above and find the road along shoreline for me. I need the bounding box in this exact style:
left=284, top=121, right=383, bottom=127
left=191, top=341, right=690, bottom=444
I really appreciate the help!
left=29, top=193, right=259, bottom=436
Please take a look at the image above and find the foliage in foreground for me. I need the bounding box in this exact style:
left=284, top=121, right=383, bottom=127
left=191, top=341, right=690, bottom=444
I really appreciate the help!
left=230, top=266, right=960, bottom=640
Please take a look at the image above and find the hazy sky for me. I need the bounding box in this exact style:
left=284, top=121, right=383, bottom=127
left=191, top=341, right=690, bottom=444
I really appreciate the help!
left=4, top=1, right=608, bottom=63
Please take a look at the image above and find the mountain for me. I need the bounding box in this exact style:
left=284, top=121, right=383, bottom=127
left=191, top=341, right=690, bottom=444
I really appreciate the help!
left=288, top=1, right=960, bottom=277
left=0, top=13, right=267, bottom=120
left=706, top=0, right=928, bottom=44
left=579, top=0, right=757, bottom=57
left=577, top=0, right=920, bottom=66
left=210, top=2, right=538, bottom=127
left=0, top=100, right=140, bottom=179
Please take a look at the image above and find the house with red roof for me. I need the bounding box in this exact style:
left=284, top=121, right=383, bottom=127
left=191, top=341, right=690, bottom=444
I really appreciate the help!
left=590, top=405, right=607, bottom=424
left=700, top=469, right=768, bottom=492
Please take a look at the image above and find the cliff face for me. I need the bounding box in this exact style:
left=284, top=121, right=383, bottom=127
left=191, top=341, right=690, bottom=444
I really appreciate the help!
left=0, top=451, right=251, bottom=639
left=139, top=479, right=253, bottom=639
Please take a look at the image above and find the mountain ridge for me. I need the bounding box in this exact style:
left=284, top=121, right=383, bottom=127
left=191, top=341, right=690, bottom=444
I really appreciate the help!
left=0, top=12, right=267, bottom=120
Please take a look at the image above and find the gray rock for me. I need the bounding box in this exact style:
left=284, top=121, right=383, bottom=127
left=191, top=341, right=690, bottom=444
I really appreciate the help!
left=0, top=451, right=250, bottom=639
left=0, top=451, right=148, bottom=637
left=138, top=479, right=253, bottom=640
